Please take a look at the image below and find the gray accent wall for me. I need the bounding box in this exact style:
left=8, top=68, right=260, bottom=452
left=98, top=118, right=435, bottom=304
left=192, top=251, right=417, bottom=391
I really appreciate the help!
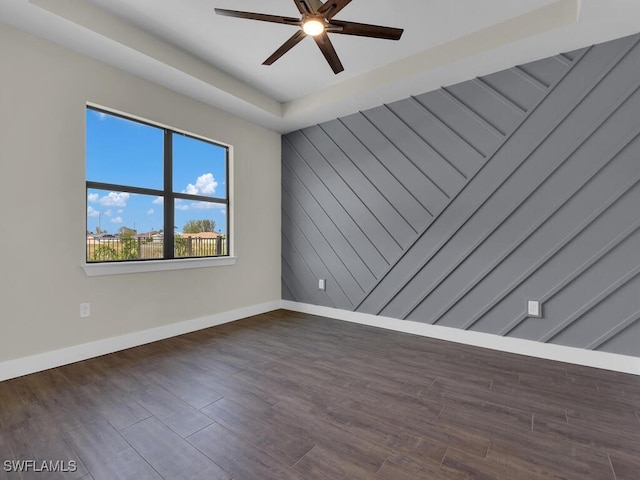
left=282, top=33, right=640, bottom=358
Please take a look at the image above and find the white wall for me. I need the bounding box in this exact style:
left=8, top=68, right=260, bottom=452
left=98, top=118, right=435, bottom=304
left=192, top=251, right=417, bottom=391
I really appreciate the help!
left=0, top=24, right=281, bottom=364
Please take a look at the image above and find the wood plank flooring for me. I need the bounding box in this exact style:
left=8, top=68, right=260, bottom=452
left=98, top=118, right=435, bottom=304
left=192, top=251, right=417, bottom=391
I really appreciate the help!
left=0, top=309, right=638, bottom=479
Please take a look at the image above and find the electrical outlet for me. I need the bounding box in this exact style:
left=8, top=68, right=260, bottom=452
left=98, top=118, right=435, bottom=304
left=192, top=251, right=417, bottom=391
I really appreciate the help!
left=318, top=279, right=326, bottom=291
left=80, top=303, right=91, bottom=318
left=527, top=300, right=541, bottom=318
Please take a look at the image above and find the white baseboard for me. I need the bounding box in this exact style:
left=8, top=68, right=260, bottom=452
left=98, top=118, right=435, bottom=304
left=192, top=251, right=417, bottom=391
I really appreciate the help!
left=281, top=300, right=640, bottom=376
left=0, top=301, right=281, bottom=382
left=2, top=299, right=637, bottom=382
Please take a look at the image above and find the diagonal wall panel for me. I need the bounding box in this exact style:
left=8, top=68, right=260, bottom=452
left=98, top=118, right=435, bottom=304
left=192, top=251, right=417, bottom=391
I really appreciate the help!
left=282, top=33, right=640, bottom=357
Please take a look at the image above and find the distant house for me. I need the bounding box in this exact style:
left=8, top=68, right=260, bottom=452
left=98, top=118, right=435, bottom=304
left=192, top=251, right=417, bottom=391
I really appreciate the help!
left=179, top=232, right=221, bottom=239
left=87, top=233, right=118, bottom=244
left=135, top=231, right=161, bottom=240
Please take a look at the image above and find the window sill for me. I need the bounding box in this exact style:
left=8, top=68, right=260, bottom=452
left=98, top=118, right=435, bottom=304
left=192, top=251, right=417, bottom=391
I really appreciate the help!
left=82, top=256, right=237, bottom=276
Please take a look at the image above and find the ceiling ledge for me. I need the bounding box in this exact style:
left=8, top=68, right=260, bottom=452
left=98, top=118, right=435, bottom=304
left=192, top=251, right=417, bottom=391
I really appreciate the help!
left=26, top=0, right=586, bottom=133
left=282, top=0, right=581, bottom=126
left=29, top=0, right=283, bottom=119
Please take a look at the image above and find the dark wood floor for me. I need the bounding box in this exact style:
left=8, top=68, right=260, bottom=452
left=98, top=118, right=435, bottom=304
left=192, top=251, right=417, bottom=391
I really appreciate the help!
left=0, top=310, right=639, bottom=479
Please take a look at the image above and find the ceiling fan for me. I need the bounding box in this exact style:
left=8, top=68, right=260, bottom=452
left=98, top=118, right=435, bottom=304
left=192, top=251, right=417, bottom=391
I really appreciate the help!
left=215, top=0, right=404, bottom=74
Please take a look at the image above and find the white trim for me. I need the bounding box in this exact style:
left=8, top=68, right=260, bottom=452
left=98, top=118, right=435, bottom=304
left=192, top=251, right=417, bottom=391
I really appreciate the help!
left=281, top=300, right=640, bottom=376
left=82, top=256, right=237, bottom=276
left=0, top=300, right=280, bottom=382
left=3, top=299, right=637, bottom=382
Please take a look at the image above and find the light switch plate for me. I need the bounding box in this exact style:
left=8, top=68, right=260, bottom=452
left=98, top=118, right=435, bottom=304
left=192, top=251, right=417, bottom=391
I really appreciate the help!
left=318, top=279, right=326, bottom=291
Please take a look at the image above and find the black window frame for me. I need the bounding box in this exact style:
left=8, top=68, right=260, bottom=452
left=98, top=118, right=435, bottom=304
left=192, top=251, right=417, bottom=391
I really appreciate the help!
left=86, top=106, right=230, bottom=263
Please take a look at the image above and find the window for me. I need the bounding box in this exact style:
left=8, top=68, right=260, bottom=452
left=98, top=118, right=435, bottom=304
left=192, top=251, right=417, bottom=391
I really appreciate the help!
left=86, top=107, right=229, bottom=264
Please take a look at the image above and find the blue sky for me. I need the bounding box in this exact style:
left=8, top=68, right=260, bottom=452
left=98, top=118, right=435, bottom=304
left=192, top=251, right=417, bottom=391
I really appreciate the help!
left=86, top=109, right=227, bottom=235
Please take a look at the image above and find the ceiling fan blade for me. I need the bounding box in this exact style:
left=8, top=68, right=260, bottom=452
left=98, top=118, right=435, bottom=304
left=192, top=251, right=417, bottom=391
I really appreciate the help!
left=318, top=0, right=353, bottom=19
left=313, top=32, right=344, bottom=74
left=292, top=0, right=319, bottom=15
left=263, top=30, right=306, bottom=65
left=307, top=0, right=324, bottom=12
left=328, top=20, right=404, bottom=40
left=214, top=9, right=300, bottom=26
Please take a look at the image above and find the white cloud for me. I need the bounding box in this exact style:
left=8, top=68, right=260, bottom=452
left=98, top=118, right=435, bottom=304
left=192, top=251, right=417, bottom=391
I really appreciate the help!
left=99, top=191, right=130, bottom=207
left=152, top=197, right=164, bottom=205
left=174, top=200, right=225, bottom=211
left=117, top=209, right=124, bottom=214
left=87, top=206, right=100, bottom=217
left=191, top=202, right=216, bottom=210
left=87, top=193, right=99, bottom=203
left=104, top=209, right=112, bottom=217
left=184, top=173, right=217, bottom=196
left=147, top=208, right=154, bottom=215
left=110, top=216, right=123, bottom=224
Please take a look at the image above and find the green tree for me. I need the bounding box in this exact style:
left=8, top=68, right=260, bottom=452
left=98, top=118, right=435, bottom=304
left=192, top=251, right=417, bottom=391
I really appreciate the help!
left=174, top=236, right=189, bottom=257
left=183, top=219, right=216, bottom=233
left=118, top=226, right=137, bottom=239
left=120, top=238, right=139, bottom=260
left=91, top=245, right=119, bottom=261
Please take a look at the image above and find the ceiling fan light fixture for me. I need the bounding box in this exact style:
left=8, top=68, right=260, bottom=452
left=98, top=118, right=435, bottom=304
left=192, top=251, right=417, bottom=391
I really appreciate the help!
left=215, top=1, right=404, bottom=74
left=302, top=18, right=325, bottom=36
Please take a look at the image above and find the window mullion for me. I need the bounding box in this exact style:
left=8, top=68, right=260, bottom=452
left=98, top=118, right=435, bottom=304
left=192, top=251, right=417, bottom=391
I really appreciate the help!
left=86, top=181, right=164, bottom=198
left=163, top=130, right=174, bottom=259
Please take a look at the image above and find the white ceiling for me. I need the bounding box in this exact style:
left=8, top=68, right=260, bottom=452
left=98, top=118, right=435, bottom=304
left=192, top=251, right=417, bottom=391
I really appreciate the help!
left=2, top=0, right=640, bottom=133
